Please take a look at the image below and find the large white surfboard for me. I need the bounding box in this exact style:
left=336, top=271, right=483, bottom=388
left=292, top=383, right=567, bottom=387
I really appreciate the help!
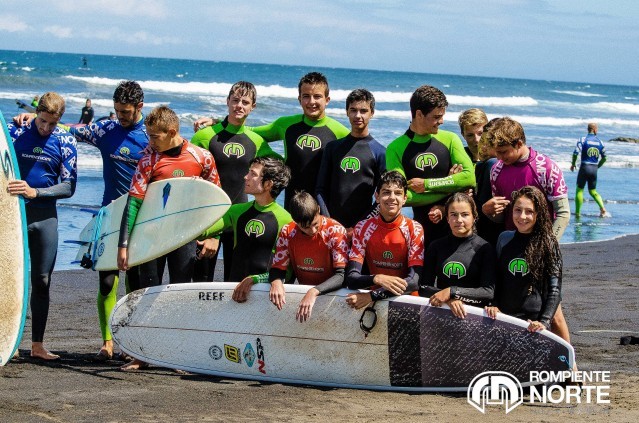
left=0, top=111, right=30, bottom=366
left=75, top=178, right=231, bottom=271
left=110, top=283, right=575, bottom=392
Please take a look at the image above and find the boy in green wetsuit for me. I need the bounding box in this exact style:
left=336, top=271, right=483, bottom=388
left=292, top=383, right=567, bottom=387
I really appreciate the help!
left=198, top=156, right=292, bottom=303
left=386, top=85, right=475, bottom=247
left=191, top=81, right=281, bottom=281
left=198, top=72, right=350, bottom=208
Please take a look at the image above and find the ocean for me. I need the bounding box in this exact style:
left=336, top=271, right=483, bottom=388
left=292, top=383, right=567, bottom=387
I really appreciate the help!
left=1, top=49, right=638, bottom=271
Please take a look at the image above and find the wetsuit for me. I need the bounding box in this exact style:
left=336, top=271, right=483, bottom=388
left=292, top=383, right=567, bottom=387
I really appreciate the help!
left=190, top=117, right=281, bottom=281
left=346, top=214, right=424, bottom=300
left=572, top=133, right=606, bottom=214
left=201, top=200, right=292, bottom=283
left=493, top=231, right=562, bottom=328
left=386, top=129, right=475, bottom=246
left=67, top=117, right=148, bottom=342
left=490, top=147, right=569, bottom=237
left=79, top=106, right=94, bottom=124
left=418, top=233, right=495, bottom=307
left=120, top=140, right=221, bottom=285
left=8, top=122, right=77, bottom=343
left=474, top=157, right=502, bottom=246
left=316, top=134, right=386, bottom=229
left=269, top=216, right=349, bottom=292
left=252, top=114, right=350, bottom=207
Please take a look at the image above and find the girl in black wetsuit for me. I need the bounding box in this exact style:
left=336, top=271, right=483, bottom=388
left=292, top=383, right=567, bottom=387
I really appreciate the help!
left=485, top=186, right=562, bottom=333
left=419, top=192, right=496, bottom=319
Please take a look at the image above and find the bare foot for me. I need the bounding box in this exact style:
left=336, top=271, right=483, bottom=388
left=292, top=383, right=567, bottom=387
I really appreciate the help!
left=94, top=340, right=114, bottom=361
left=30, top=343, right=60, bottom=361
left=120, top=359, right=148, bottom=371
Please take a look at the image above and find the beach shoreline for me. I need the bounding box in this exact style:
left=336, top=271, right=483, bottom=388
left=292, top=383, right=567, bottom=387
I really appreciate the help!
left=1, top=235, right=638, bottom=421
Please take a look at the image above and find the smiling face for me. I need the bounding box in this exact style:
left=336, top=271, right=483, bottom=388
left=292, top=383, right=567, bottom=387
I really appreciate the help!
left=447, top=200, right=475, bottom=237
left=414, top=107, right=445, bottom=135
left=512, top=196, right=537, bottom=234
left=375, top=182, right=406, bottom=221
left=298, top=83, right=329, bottom=121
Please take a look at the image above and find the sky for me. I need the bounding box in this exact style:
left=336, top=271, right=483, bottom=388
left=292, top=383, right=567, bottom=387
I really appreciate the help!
left=0, top=0, right=638, bottom=86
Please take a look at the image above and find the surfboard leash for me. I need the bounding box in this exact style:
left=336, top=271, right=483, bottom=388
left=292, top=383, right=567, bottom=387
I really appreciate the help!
left=359, top=301, right=378, bottom=338
left=82, top=206, right=106, bottom=270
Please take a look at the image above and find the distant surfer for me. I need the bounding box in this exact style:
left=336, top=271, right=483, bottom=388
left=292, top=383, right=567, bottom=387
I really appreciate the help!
left=82, top=56, right=88, bottom=68
left=78, top=98, right=94, bottom=125
left=419, top=193, right=495, bottom=318
left=7, top=92, right=78, bottom=360
left=269, top=191, right=349, bottom=321
left=571, top=122, right=607, bottom=217
left=345, top=171, right=424, bottom=309
left=30, top=95, right=39, bottom=108
left=190, top=81, right=282, bottom=282
left=198, top=157, right=292, bottom=301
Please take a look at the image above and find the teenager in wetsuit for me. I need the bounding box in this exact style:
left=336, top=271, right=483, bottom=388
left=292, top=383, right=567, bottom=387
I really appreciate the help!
left=571, top=122, right=607, bottom=217
left=191, top=81, right=281, bottom=281
left=79, top=98, right=94, bottom=125
left=486, top=186, right=563, bottom=335
left=458, top=108, right=488, bottom=163
left=316, top=88, right=386, bottom=234
left=386, top=85, right=475, bottom=247
left=269, top=191, right=349, bottom=321
left=419, top=193, right=495, bottom=318
left=198, top=156, right=292, bottom=302
left=345, top=171, right=424, bottom=309
left=7, top=92, right=78, bottom=360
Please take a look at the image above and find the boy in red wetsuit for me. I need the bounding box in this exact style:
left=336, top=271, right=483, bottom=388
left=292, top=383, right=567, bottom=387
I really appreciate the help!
left=345, top=171, right=424, bottom=309
left=269, top=191, right=350, bottom=322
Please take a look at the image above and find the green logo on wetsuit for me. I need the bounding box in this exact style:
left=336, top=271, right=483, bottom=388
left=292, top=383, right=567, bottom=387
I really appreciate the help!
left=508, top=258, right=529, bottom=276
left=223, top=142, right=246, bottom=158
left=33, top=147, right=43, bottom=154
left=587, top=147, right=600, bottom=158
left=296, top=134, right=321, bottom=151
left=415, top=153, right=438, bottom=171
left=172, top=169, right=185, bottom=177
left=382, top=250, right=393, bottom=260
left=340, top=156, right=361, bottom=173
left=303, top=257, right=314, bottom=265
left=120, top=147, right=130, bottom=156
left=245, top=219, right=265, bottom=237
left=443, top=261, right=466, bottom=278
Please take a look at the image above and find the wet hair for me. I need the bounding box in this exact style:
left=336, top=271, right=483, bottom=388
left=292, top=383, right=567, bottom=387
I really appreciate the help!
left=409, top=85, right=448, bottom=119
left=298, top=72, right=329, bottom=97
left=250, top=156, right=291, bottom=199
left=36, top=92, right=65, bottom=118
left=587, top=122, right=598, bottom=134
left=444, top=192, right=478, bottom=229
left=289, top=191, right=320, bottom=227
left=511, top=186, right=562, bottom=285
left=376, top=170, right=407, bottom=194
left=346, top=88, right=375, bottom=113
left=458, top=108, right=488, bottom=133
left=485, top=116, right=526, bottom=148
left=228, top=81, right=257, bottom=105
left=144, top=105, right=179, bottom=132
left=113, top=80, right=144, bottom=105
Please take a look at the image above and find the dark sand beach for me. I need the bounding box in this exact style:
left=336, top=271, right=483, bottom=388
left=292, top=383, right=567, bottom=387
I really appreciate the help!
left=1, top=235, right=638, bottom=422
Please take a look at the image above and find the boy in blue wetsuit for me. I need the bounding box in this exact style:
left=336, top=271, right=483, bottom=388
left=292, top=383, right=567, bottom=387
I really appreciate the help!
left=8, top=92, right=78, bottom=360
left=316, top=88, right=386, bottom=235
left=571, top=123, right=607, bottom=217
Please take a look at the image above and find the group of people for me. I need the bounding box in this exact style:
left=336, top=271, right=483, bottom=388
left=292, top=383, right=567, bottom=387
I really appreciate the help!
left=8, top=71, right=604, bottom=372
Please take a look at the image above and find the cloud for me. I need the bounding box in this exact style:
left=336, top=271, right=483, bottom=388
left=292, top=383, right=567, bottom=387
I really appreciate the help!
left=43, top=25, right=74, bottom=39
left=0, top=14, right=30, bottom=32
left=54, top=0, right=169, bottom=19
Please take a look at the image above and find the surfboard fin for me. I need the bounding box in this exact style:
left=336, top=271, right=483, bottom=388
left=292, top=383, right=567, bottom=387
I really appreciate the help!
left=64, top=239, right=89, bottom=245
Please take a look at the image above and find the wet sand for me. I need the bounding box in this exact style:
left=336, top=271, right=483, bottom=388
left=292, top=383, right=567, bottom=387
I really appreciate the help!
left=1, top=236, right=638, bottom=422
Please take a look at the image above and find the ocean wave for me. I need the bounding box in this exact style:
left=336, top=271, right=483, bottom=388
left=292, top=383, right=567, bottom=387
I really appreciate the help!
left=590, top=101, right=639, bottom=115
left=551, top=90, right=606, bottom=98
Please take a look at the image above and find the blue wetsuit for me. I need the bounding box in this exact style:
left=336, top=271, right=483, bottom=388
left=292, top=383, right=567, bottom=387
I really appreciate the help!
left=316, top=134, right=386, bottom=229
left=8, top=122, right=77, bottom=343
left=573, top=133, right=606, bottom=190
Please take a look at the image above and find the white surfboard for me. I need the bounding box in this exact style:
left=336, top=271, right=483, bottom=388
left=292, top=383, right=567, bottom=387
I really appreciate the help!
left=110, top=283, right=575, bottom=392
left=0, top=111, right=30, bottom=366
left=75, top=178, right=231, bottom=271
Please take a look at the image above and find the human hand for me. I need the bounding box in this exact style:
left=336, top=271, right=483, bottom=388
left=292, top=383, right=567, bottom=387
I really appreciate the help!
left=296, top=288, right=319, bottom=322
left=407, top=178, right=425, bottom=193
left=196, top=238, right=219, bottom=260
left=428, top=205, right=444, bottom=224
left=484, top=306, right=500, bottom=319
left=232, top=277, right=254, bottom=303
left=13, top=112, right=34, bottom=126
left=346, top=292, right=372, bottom=309
left=117, top=247, right=129, bottom=271
left=429, top=287, right=451, bottom=307
left=7, top=180, right=37, bottom=199
left=482, top=196, right=510, bottom=217
left=527, top=320, right=546, bottom=332
left=447, top=299, right=467, bottom=319
left=193, top=117, right=215, bottom=132
left=372, top=274, right=407, bottom=296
